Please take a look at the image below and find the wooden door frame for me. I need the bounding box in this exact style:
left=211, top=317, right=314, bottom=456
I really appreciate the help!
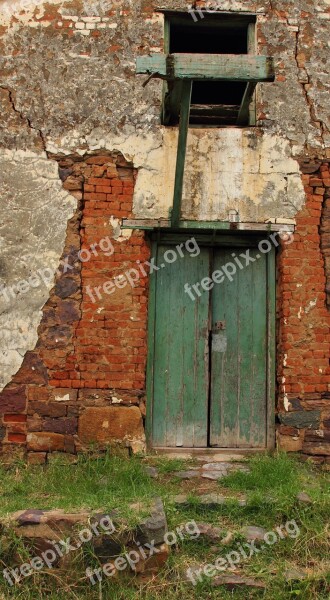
left=146, top=232, right=276, bottom=451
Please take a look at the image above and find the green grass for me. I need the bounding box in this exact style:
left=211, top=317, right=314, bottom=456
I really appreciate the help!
left=0, top=452, right=328, bottom=599
left=0, top=453, right=174, bottom=524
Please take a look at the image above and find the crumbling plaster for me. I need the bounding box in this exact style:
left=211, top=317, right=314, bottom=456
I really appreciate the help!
left=0, top=150, right=76, bottom=391
left=0, top=0, right=329, bottom=385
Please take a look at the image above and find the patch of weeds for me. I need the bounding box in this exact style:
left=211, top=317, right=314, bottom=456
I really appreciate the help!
left=151, top=457, right=195, bottom=475
left=0, top=453, right=171, bottom=524
left=222, top=453, right=302, bottom=497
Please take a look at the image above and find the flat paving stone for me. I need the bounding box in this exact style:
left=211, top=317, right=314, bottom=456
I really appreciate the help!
left=144, top=466, right=159, bottom=478
left=296, top=491, right=313, bottom=504
left=173, top=493, right=247, bottom=508
left=212, top=574, right=266, bottom=590
left=202, top=463, right=229, bottom=471
left=202, top=470, right=228, bottom=480
left=284, top=568, right=308, bottom=581
left=241, top=526, right=267, bottom=541
left=195, top=522, right=225, bottom=541
left=176, top=470, right=200, bottom=479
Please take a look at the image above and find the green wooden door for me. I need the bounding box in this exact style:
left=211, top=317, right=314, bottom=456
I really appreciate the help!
left=151, top=244, right=210, bottom=447
left=149, top=241, right=274, bottom=449
left=210, top=248, right=268, bottom=448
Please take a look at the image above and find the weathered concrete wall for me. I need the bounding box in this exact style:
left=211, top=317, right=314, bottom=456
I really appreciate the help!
left=0, top=150, right=76, bottom=391
left=0, top=0, right=329, bottom=459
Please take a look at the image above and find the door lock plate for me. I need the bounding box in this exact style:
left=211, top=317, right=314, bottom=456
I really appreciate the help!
left=214, top=321, right=226, bottom=331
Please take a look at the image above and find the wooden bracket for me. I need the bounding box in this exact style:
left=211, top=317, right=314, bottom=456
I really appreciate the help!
left=171, top=80, right=192, bottom=228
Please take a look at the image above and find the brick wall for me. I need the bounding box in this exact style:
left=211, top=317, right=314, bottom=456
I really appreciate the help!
left=0, top=152, right=150, bottom=463
left=1, top=154, right=330, bottom=462
left=277, top=161, right=330, bottom=461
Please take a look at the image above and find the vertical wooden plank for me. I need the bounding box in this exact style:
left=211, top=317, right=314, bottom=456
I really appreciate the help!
left=247, top=23, right=256, bottom=56
left=248, top=250, right=267, bottom=447
left=145, top=241, right=158, bottom=449
left=171, top=80, right=192, bottom=228
left=210, top=247, right=268, bottom=448
left=247, top=22, right=256, bottom=126
left=267, top=246, right=276, bottom=449
left=161, top=17, right=171, bottom=124
left=237, top=82, right=257, bottom=126
left=236, top=253, right=254, bottom=446
left=152, top=244, right=210, bottom=447
left=210, top=248, right=239, bottom=446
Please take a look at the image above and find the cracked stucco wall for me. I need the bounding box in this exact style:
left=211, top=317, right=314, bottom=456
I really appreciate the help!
left=0, top=151, right=76, bottom=391
left=0, top=0, right=329, bottom=387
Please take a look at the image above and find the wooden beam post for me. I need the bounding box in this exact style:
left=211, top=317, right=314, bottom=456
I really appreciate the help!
left=237, top=23, right=257, bottom=126
left=237, top=82, right=257, bottom=125
left=136, top=54, right=275, bottom=82
left=171, top=80, right=192, bottom=228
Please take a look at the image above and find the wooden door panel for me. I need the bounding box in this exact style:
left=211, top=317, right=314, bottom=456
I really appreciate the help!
left=152, top=244, right=210, bottom=447
left=210, top=248, right=268, bottom=448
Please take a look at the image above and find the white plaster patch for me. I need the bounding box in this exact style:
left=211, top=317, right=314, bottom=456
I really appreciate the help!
left=305, top=298, right=317, bottom=313
left=0, top=149, right=76, bottom=391
left=51, top=128, right=306, bottom=224
left=109, top=216, right=132, bottom=242
left=0, top=0, right=64, bottom=26
left=111, top=396, right=122, bottom=404
left=55, top=393, right=70, bottom=401
left=284, top=395, right=290, bottom=412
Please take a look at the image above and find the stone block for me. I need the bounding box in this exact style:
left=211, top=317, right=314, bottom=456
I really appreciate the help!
left=278, top=411, right=321, bottom=429
left=78, top=406, right=145, bottom=451
left=134, top=498, right=167, bottom=546
left=27, top=432, right=65, bottom=452
left=0, top=385, right=26, bottom=414
left=278, top=433, right=303, bottom=452
left=133, top=542, right=169, bottom=574
left=303, top=442, right=330, bottom=456
left=42, top=417, right=78, bottom=435
left=12, top=353, right=48, bottom=385
left=27, top=452, right=47, bottom=465
left=28, top=402, right=67, bottom=417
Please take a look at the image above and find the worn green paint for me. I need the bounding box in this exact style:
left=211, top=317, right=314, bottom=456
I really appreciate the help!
left=149, top=238, right=275, bottom=449
left=210, top=248, right=268, bottom=447
left=151, top=244, right=209, bottom=447
left=237, top=23, right=257, bottom=125
left=145, top=240, right=158, bottom=448
left=237, top=82, right=256, bottom=125
left=247, top=22, right=257, bottom=126
left=122, top=220, right=294, bottom=234
left=267, top=247, right=276, bottom=448
left=171, top=81, right=192, bottom=228
left=136, top=54, right=275, bottom=82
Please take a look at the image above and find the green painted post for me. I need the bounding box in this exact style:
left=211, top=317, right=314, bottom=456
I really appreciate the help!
left=171, top=80, right=192, bottom=228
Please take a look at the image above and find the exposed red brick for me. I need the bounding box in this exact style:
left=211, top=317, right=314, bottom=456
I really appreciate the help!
left=0, top=153, right=148, bottom=458
left=8, top=433, right=26, bottom=444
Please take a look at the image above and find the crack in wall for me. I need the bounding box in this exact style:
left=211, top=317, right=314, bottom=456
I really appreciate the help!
left=0, top=85, right=47, bottom=152
left=292, top=26, right=329, bottom=149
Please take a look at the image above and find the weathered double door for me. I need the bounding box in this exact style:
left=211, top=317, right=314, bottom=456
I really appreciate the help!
left=148, top=237, right=275, bottom=449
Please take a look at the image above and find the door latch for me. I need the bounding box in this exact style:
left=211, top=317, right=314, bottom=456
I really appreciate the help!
left=214, top=321, right=226, bottom=331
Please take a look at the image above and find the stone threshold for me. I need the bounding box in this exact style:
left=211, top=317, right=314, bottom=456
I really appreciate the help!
left=150, top=448, right=266, bottom=461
